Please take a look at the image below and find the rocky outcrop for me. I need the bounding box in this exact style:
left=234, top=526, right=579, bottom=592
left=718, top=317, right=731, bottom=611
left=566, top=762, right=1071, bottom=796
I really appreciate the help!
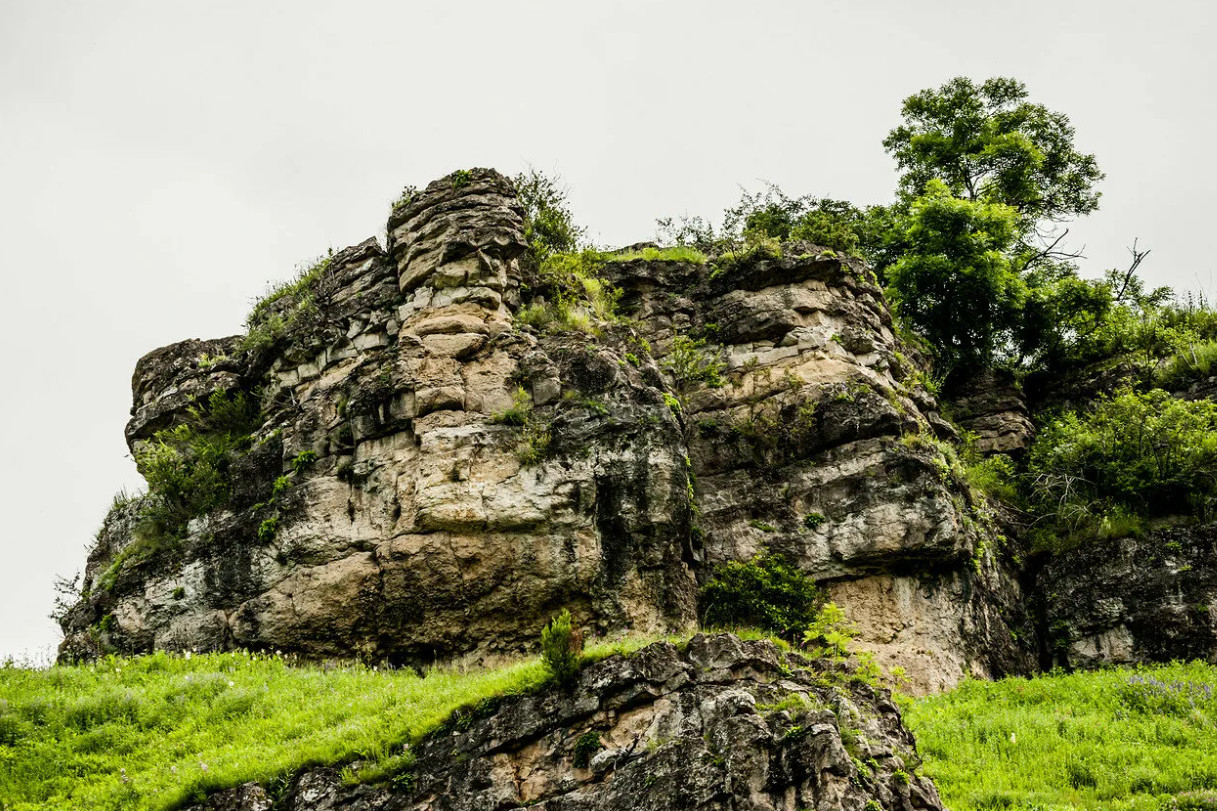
left=186, top=634, right=944, bottom=811
left=61, top=168, right=1034, bottom=692
left=1039, top=526, right=1217, bottom=669
left=63, top=170, right=698, bottom=667
left=945, top=370, right=1034, bottom=456
left=604, top=248, right=1034, bottom=692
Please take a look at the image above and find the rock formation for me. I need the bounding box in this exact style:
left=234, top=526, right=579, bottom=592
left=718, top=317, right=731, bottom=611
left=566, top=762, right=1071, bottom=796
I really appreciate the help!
left=60, top=168, right=1034, bottom=692
left=186, top=634, right=944, bottom=811
left=1039, top=527, right=1217, bottom=669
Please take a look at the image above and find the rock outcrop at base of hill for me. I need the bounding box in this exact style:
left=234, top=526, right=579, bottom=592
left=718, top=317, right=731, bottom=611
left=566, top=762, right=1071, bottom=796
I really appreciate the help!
left=186, top=635, right=945, bottom=811
left=59, top=168, right=1034, bottom=693
left=1040, top=526, right=1217, bottom=669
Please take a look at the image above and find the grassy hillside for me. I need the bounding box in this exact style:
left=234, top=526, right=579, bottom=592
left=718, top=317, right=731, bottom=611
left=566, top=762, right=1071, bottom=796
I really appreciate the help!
left=0, top=635, right=673, bottom=811
left=906, top=662, right=1217, bottom=811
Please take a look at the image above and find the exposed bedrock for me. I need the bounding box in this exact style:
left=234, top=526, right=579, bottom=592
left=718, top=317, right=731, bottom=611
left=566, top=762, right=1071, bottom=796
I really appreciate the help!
left=1039, top=525, right=1217, bottom=670
left=62, top=169, right=1034, bottom=691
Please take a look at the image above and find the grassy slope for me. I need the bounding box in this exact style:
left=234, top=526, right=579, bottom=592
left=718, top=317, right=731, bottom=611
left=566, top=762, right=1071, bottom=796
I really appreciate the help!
left=0, top=635, right=678, bottom=811
left=906, top=662, right=1217, bottom=811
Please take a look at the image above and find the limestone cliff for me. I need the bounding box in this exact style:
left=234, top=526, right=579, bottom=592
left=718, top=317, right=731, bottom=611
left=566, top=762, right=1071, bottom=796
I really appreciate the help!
left=60, top=168, right=1033, bottom=692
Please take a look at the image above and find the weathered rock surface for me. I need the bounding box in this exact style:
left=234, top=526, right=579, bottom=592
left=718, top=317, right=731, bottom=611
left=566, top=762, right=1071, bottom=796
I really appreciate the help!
left=1039, top=526, right=1217, bottom=669
left=61, top=168, right=1033, bottom=692
left=946, top=370, right=1034, bottom=456
left=186, top=635, right=944, bottom=811
left=604, top=247, right=1033, bottom=692
left=64, top=170, right=698, bottom=667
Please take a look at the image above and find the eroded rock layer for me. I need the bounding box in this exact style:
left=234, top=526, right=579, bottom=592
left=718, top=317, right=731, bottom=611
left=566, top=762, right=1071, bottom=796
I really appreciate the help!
left=61, top=168, right=1033, bottom=691
left=186, top=635, right=945, bottom=811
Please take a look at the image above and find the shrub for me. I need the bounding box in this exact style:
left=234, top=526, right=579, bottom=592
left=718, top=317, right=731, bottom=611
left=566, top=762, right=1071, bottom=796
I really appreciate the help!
left=802, top=512, right=826, bottom=530
left=572, top=731, right=602, bottom=768
left=513, top=168, right=585, bottom=262
left=801, top=602, right=857, bottom=659
left=962, top=453, right=1018, bottom=503
left=699, top=551, right=821, bottom=641
left=663, top=335, right=725, bottom=391
left=657, top=182, right=865, bottom=257
left=492, top=387, right=532, bottom=426
left=134, top=390, right=260, bottom=544
left=1028, top=388, right=1217, bottom=543
left=540, top=609, right=583, bottom=685
left=291, top=450, right=318, bottom=476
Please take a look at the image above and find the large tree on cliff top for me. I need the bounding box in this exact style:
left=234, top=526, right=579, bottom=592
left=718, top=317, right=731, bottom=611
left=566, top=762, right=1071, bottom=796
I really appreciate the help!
left=883, top=76, right=1104, bottom=231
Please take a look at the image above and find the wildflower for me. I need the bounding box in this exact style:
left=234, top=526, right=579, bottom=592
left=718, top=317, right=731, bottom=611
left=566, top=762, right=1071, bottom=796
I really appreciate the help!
left=199, top=761, right=208, bottom=773
left=184, top=651, right=192, bottom=660
left=1010, top=733, right=1017, bottom=744
left=228, top=680, right=235, bottom=687
left=120, top=768, right=130, bottom=784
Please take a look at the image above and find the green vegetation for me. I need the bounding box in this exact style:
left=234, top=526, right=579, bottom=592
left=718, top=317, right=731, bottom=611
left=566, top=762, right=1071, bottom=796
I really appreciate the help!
left=907, top=662, right=1217, bottom=811
left=883, top=179, right=1023, bottom=370
left=130, top=390, right=261, bottom=552
left=571, top=731, right=602, bottom=769
left=699, top=551, right=823, bottom=642
left=657, top=182, right=865, bottom=258
left=513, top=168, right=585, bottom=263
left=0, top=628, right=712, bottom=811
left=883, top=76, right=1102, bottom=228
left=491, top=386, right=533, bottom=426
left=1027, top=389, right=1217, bottom=547
left=509, top=170, right=623, bottom=336
left=239, top=253, right=333, bottom=353
left=515, top=249, right=621, bottom=335
left=606, top=245, right=708, bottom=264
left=389, top=184, right=418, bottom=215
left=663, top=335, right=726, bottom=391
left=540, top=609, right=582, bottom=685
left=0, top=650, right=550, bottom=811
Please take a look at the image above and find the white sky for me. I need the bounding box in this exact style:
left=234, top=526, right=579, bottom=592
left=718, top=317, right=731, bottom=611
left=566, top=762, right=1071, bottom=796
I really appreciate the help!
left=2, top=0, right=1214, bottom=660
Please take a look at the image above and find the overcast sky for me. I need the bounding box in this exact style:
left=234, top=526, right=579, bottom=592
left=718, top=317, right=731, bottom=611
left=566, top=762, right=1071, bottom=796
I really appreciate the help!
left=1, top=0, right=1214, bottom=661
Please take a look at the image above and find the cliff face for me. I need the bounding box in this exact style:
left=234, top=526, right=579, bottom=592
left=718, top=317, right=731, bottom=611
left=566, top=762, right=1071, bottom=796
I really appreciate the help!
left=185, top=635, right=945, bottom=811
left=1039, top=526, right=1217, bottom=669
left=60, top=168, right=1032, bottom=692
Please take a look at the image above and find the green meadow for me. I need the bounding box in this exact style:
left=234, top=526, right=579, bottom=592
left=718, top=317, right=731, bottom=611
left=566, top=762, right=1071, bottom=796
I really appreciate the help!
left=906, top=662, right=1217, bottom=811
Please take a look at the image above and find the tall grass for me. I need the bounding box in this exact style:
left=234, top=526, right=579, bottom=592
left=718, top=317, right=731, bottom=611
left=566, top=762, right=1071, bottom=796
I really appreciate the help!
left=906, top=662, right=1217, bottom=810
left=0, top=649, right=550, bottom=810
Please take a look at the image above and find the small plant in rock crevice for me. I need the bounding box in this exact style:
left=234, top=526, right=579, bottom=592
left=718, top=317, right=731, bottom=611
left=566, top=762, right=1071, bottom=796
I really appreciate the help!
left=540, top=609, right=584, bottom=685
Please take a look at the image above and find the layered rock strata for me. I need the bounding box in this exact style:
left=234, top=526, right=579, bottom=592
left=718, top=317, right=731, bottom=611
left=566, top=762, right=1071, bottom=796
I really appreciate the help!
left=61, top=169, right=1033, bottom=691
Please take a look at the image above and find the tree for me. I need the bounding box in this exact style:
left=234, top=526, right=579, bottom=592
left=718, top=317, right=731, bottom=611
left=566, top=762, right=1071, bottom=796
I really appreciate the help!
left=884, top=180, right=1025, bottom=371
left=513, top=169, right=585, bottom=262
left=883, top=76, right=1103, bottom=229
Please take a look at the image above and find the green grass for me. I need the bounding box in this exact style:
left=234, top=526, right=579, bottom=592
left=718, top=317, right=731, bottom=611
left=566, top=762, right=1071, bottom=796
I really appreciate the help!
left=0, top=629, right=784, bottom=810
left=605, top=245, right=708, bottom=264
left=906, top=662, right=1217, bottom=811
left=0, top=649, right=554, bottom=810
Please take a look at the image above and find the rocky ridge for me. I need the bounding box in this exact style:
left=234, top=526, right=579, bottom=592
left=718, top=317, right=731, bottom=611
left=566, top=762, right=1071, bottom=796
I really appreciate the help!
left=187, top=634, right=944, bottom=811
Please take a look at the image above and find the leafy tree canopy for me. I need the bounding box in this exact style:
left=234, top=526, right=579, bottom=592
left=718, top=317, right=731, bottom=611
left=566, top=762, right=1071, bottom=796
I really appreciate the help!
left=884, top=76, right=1104, bottom=229
left=884, top=180, right=1025, bottom=370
